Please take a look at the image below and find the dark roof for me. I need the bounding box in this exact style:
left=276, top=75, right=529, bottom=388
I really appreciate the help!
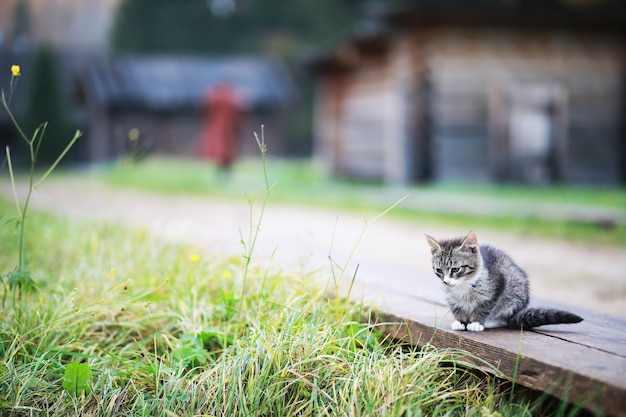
left=383, top=2, right=626, bottom=31
left=80, top=55, right=294, bottom=112
left=306, top=0, right=626, bottom=73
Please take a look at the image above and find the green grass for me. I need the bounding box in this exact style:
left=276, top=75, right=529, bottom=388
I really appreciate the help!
left=95, top=156, right=626, bottom=247
left=98, top=156, right=626, bottom=208
left=0, top=199, right=582, bottom=416
left=423, top=182, right=626, bottom=209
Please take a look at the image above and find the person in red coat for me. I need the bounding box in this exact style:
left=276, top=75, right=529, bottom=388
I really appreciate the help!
left=197, top=83, right=242, bottom=171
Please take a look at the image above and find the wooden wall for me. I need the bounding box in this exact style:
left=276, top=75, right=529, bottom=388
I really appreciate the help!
left=420, top=27, right=625, bottom=183
left=314, top=55, right=391, bottom=180
left=313, top=24, right=625, bottom=185
left=313, top=39, right=422, bottom=183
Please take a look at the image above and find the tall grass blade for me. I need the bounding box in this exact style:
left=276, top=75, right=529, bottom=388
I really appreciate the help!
left=34, top=129, right=82, bottom=188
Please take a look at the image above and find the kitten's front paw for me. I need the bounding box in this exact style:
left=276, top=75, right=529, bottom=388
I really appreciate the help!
left=451, top=320, right=466, bottom=331
left=466, top=322, right=485, bottom=332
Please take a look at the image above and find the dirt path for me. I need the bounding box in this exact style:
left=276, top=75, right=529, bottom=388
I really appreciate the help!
left=2, top=176, right=625, bottom=318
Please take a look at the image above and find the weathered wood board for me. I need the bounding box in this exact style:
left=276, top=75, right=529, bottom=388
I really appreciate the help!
left=346, top=271, right=626, bottom=417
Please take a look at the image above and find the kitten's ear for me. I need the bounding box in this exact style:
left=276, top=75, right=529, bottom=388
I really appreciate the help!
left=425, top=234, right=442, bottom=254
left=460, top=231, right=478, bottom=253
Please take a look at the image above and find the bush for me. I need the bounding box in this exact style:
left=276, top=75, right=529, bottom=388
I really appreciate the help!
left=20, top=45, right=73, bottom=165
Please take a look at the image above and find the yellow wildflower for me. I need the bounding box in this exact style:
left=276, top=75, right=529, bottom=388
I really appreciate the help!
left=223, top=270, right=232, bottom=279
left=128, top=128, right=140, bottom=141
left=108, top=268, right=116, bottom=278
left=11, top=65, right=20, bottom=77
left=190, top=254, right=200, bottom=262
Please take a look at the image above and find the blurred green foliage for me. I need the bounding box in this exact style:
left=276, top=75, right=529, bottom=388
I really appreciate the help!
left=111, top=0, right=382, bottom=58
left=20, top=45, right=74, bottom=165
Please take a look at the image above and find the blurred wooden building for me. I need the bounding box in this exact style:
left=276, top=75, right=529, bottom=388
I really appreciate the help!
left=308, top=2, right=626, bottom=185
left=73, top=55, right=294, bottom=162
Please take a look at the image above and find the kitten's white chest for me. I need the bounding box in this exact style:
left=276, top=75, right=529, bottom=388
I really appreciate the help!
left=445, top=282, right=476, bottom=317
left=445, top=269, right=488, bottom=309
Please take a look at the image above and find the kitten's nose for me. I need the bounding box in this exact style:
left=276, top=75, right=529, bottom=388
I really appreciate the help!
left=443, top=277, right=451, bottom=285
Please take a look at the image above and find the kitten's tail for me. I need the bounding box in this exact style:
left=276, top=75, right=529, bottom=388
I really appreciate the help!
left=506, top=308, right=583, bottom=329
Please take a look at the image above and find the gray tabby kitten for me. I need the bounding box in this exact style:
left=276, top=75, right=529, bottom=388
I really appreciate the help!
left=425, top=231, right=583, bottom=332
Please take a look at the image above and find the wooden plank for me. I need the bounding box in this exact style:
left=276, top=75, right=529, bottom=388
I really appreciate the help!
left=350, top=277, right=626, bottom=417
left=372, top=294, right=626, bottom=417
left=529, top=303, right=626, bottom=357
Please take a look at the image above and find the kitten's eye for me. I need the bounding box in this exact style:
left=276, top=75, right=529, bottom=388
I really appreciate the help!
left=435, top=268, right=443, bottom=276
left=450, top=267, right=460, bottom=275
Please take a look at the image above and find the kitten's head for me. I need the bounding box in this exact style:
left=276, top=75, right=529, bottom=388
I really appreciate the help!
left=425, top=231, right=480, bottom=287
